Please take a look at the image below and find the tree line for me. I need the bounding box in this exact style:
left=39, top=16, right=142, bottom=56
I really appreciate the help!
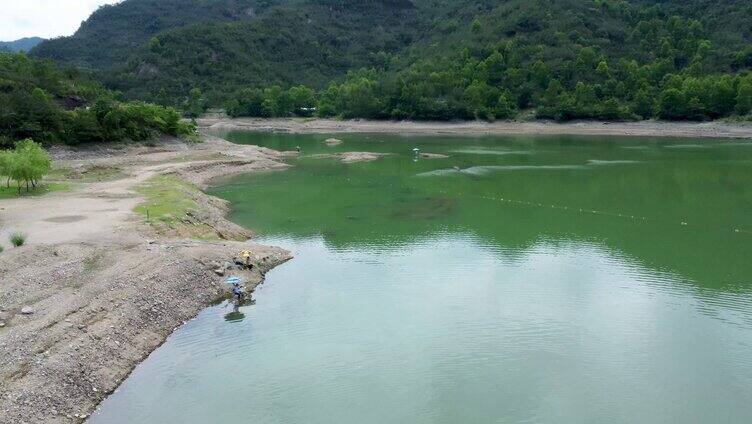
left=223, top=52, right=752, bottom=122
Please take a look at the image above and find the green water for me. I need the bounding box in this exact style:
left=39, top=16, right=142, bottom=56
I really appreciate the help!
left=91, top=133, right=752, bottom=423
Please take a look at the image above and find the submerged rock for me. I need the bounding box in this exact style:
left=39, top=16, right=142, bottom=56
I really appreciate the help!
left=324, top=138, right=343, bottom=147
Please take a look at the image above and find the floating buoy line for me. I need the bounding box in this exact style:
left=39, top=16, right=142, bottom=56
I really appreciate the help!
left=435, top=189, right=749, bottom=235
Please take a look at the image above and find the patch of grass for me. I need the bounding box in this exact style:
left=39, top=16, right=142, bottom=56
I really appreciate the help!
left=181, top=132, right=203, bottom=144
left=0, top=183, right=69, bottom=200
left=48, top=165, right=123, bottom=183
left=134, top=175, right=199, bottom=221
left=0, top=245, right=4, bottom=254
left=10, top=233, right=26, bottom=247
left=134, top=175, right=219, bottom=239
left=83, top=252, right=105, bottom=272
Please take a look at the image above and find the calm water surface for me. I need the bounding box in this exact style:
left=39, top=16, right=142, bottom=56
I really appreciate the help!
left=91, top=133, right=752, bottom=423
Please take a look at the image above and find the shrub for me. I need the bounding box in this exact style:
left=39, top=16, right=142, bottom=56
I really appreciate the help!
left=10, top=233, right=26, bottom=247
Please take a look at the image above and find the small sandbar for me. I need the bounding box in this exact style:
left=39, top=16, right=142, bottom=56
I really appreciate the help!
left=450, top=148, right=532, bottom=156
left=324, top=138, right=343, bottom=147
left=418, top=153, right=450, bottom=159
left=309, top=152, right=393, bottom=163
left=662, top=144, right=707, bottom=149
left=587, top=160, right=640, bottom=166
left=417, top=164, right=586, bottom=177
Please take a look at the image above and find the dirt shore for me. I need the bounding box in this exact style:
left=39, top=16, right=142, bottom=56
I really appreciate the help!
left=198, top=117, right=752, bottom=139
left=0, top=135, right=294, bottom=423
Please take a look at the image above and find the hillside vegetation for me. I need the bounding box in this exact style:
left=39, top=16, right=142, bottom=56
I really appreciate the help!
left=30, top=0, right=752, bottom=122
left=31, top=0, right=260, bottom=69
left=0, top=53, right=194, bottom=148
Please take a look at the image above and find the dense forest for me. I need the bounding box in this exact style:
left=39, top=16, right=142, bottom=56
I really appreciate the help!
left=0, top=53, right=194, bottom=148
left=27, top=0, right=752, bottom=122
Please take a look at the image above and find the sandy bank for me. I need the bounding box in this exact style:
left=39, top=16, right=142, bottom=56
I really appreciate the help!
left=198, top=117, right=752, bottom=140
left=0, top=135, right=293, bottom=423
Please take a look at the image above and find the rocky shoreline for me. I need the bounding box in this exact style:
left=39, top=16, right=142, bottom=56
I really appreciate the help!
left=198, top=117, right=752, bottom=140
left=0, top=135, right=294, bottom=423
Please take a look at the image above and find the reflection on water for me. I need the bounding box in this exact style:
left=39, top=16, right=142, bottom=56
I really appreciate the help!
left=222, top=309, right=245, bottom=323
left=90, top=133, right=752, bottom=423
left=223, top=298, right=256, bottom=323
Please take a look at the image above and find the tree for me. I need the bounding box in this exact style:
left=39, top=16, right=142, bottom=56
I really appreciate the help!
left=11, top=139, right=51, bottom=191
left=656, top=88, right=687, bottom=119
left=288, top=85, right=316, bottom=116
left=736, top=76, right=752, bottom=115
left=471, top=17, right=482, bottom=34
left=184, top=88, right=204, bottom=119
left=479, top=51, right=505, bottom=86
left=494, top=93, right=516, bottom=119
left=464, top=80, right=497, bottom=119
left=316, top=84, right=341, bottom=117
left=632, top=88, right=654, bottom=118
left=0, top=150, right=12, bottom=188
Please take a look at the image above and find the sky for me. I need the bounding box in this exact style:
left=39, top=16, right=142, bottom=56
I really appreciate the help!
left=1, top=1, right=121, bottom=41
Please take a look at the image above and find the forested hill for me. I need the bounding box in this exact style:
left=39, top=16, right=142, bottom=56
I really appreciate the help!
left=30, top=0, right=262, bottom=68
left=0, top=38, right=45, bottom=53
left=30, top=0, right=752, bottom=122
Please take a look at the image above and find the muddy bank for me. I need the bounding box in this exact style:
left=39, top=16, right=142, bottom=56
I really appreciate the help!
left=0, top=135, right=293, bottom=423
left=198, top=117, right=752, bottom=140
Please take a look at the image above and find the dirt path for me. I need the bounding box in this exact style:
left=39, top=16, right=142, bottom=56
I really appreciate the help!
left=198, top=117, right=752, bottom=140
left=0, top=135, right=293, bottom=423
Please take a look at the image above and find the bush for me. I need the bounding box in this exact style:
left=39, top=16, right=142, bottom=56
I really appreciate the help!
left=0, top=245, right=4, bottom=253
left=10, top=233, right=26, bottom=247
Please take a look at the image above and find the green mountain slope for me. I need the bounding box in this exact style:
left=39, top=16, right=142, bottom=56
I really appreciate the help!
left=31, top=0, right=264, bottom=68
left=99, top=0, right=422, bottom=102
left=29, top=0, right=752, bottom=121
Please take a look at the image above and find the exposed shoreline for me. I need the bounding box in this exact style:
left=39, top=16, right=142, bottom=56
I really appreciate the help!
left=198, top=117, right=752, bottom=140
left=0, top=135, right=295, bottom=423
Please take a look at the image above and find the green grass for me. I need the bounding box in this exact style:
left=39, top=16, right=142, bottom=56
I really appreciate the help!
left=134, top=175, right=198, bottom=221
left=47, top=165, right=124, bottom=183
left=83, top=251, right=105, bottom=272
left=133, top=175, right=219, bottom=239
left=0, top=182, right=69, bottom=200
left=10, top=233, right=26, bottom=247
